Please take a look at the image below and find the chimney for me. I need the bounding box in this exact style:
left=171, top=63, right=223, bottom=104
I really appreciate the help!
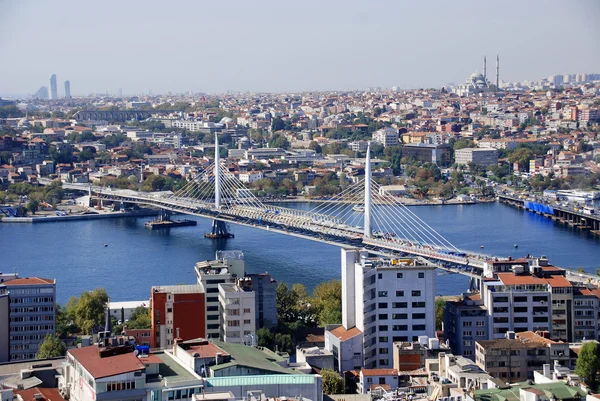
left=543, top=364, right=551, bottom=378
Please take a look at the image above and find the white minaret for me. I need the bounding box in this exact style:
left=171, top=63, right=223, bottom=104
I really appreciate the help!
left=496, top=54, right=499, bottom=90
left=483, top=55, right=487, bottom=80
left=364, top=143, right=372, bottom=238
left=214, top=133, right=221, bottom=209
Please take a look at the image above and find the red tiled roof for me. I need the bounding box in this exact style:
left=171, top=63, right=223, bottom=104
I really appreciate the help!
left=185, top=342, right=228, bottom=359
left=68, top=346, right=145, bottom=379
left=496, top=273, right=547, bottom=286
left=14, top=387, right=66, bottom=401
left=328, top=326, right=363, bottom=341
left=545, top=276, right=572, bottom=288
left=362, top=368, right=398, bottom=377
left=4, top=277, right=54, bottom=286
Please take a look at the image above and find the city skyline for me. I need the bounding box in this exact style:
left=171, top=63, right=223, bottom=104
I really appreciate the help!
left=0, top=0, right=599, bottom=96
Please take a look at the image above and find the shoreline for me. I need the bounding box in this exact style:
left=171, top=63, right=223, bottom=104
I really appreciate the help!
left=263, top=197, right=495, bottom=206
left=1, top=208, right=158, bottom=224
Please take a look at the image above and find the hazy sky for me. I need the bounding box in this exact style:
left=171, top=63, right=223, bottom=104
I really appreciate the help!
left=0, top=0, right=599, bottom=96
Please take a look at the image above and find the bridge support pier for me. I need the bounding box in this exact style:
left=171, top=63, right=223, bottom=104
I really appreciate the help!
left=204, top=219, right=234, bottom=239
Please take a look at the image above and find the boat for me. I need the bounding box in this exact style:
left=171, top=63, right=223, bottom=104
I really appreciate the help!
left=556, top=190, right=600, bottom=201
left=204, top=232, right=235, bottom=239
left=145, top=219, right=197, bottom=229
left=353, top=205, right=365, bottom=212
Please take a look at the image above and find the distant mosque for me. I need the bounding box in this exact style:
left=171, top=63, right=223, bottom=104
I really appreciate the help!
left=453, top=55, right=500, bottom=96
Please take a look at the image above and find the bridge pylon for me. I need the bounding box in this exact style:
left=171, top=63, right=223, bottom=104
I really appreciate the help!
left=364, top=142, right=372, bottom=238
left=204, top=134, right=234, bottom=239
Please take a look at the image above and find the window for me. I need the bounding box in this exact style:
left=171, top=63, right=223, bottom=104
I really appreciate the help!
left=379, top=348, right=389, bottom=354
left=379, top=314, right=388, bottom=320
left=396, top=290, right=404, bottom=297
left=378, top=291, right=388, bottom=297
left=243, top=319, right=251, bottom=324
left=243, top=308, right=251, bottom=313
left=476, top=321, right=485, bottom=326
left=463, top=330, right=472, bottom=336
left=378, top=325, right=389, bottom=331
left=392, top=325, right=408, bottom=331
left=463, top=321, right=472, bottom=327
left=412, top=290, right=421, bottom=297
left=463, top=340, right=472, bottom=346
left=397, top=273, right=403, bottom=279
left=412, top=313, right=426, bottom=320
left=418, top=272, right=425, bottom=278
left=378, top=302, right=388, bottom=309
left=379, top=337, right=388, bottom=343
left=412, top=324, right=426, bottom=331
left=476, top=330, right=485, bottom=336
left=392, top=313, right=407, bottom=319
left=412, top=302, right=426, bottom=308
left=378, top=273, right=383, bottom=279
left=393, top=302, right=407, bottom=308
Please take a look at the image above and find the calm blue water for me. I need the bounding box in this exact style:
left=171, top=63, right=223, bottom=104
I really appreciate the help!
left=0, top=202, right=598, bottom=304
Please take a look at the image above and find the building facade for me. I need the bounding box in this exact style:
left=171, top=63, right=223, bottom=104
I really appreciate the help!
left=151, top=285, right=206, bottom=349
left=50, top=74, right=58, bottom=100
left=454, top=148, right=498, bottom=167
left=444, top=293, right=488, bottom=358
left=402, top=143, right=452, bottom=166
left=4, top=277, right=56, bottom=361
left=246, top=273, right=277, bottom=330
left=336, top=249, right=436, bottom=369
left=218, top=279, right=256, bottom=344
left=194, top=251, right=246, bottom=339
left=372, top=127, right=399, bottom=148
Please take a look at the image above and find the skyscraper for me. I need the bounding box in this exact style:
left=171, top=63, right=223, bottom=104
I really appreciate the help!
left=49, top=74, right=58, bottom=99
left=33, top=86, right=49, bottom=100
left=64, top=80, right=71, bottom=99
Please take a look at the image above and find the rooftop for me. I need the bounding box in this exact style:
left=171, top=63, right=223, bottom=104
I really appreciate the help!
left=209, top=341, right=297, bottom=375
left=3, top=277, right=55, bottom=286
left=68, top=345, right=145, bottom=379
left=328, top=326, right=363, bottom=342
left=152, top=284, right=203, bottom=294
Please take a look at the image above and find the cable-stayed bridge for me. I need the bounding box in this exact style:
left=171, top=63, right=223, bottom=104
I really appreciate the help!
left=41, top=137, right=507, bottom=278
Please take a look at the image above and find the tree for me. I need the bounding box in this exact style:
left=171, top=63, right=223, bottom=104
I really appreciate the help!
left=27, top=199, right=39, bottom=214
left=257, top=327, right=274, bottom=348
left=575, top=341, right=600, bottom=390
left=321, top=369, right=345, bottom=394
left=435, top=298, right=446, bottom=331
left=127, top=307, right=151, bottom=329
left=271, top=117, right=285, bottom=132
left=36, top=334, right=67, bottom=359
left=71, top=288, right=109, bottom=334
left=312, top=280, right=342, bottom=326
left=507, top=148, right=533, bottom=171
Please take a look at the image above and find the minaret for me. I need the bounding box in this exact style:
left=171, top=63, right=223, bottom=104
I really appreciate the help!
left=105, top=299, right=112, bottom=334
left=496, top=54, right=499, bottom=90
left=483, top=55, right=487, bottom=80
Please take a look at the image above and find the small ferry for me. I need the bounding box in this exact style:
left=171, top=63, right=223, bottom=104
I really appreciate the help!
left=352, top=205, right=365, bottom=213
left=145, top=219, right=197, bottom=229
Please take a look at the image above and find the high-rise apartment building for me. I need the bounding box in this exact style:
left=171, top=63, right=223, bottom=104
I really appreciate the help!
left=218, top=278, right=256, bottom=344
left=194, top=250, right=245, bottom=339
left=246, top=272, right=277, bottom=330
left=3, top=277, right=56, bottom=361
left=34, top=86, right=49, bottom=100
left=50, top=74, right=58, bottom=100
left=64, top=80, right=71, bottom=99
left=150, top=284, right=205, bottom=349
left=326, top=249, right=436, bottom=370
left=0, top=284, right=9, bottom=362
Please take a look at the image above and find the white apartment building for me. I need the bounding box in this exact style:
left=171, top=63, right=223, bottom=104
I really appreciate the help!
left=328, top=249, right=436, bottom=370
left=218, top=278, right=256, bottom=344
left=481, top=272, right=552, bottom=339
left=195, top=251, right=246, bottom=339
left=454, top=148, right=498, bottom=167
left=372, top=127, right=399, bottom=148
left=238, top=170, right=263, bottom=183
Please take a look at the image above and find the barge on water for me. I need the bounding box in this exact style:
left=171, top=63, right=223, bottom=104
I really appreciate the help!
left=144, top=219, right=197, bottom=229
